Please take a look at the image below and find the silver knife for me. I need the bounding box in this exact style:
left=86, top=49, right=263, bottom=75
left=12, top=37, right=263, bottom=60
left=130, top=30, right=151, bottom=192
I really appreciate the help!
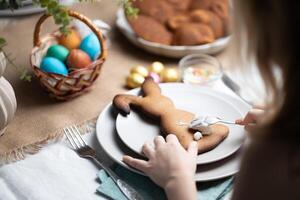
left=87, top=153, right=143, bottom=200
left=222, top=74, right=253, bottom=106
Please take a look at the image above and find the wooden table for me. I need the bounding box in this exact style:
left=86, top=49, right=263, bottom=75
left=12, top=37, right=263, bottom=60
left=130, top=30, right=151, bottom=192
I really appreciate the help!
left=0, top=0, right=252, bottom=166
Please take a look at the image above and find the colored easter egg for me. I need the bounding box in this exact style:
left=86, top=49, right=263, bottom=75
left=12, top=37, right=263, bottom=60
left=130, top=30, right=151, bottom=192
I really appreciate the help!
left=67, top=49, right=92, bottom=69
left=162, top=68, right=180, bottom=82
left=130, top=65, right=149, bottom=77
left=58, top=29, right=81, bottom=50
left=148, top=72, right=161, bottom=83
left=40, top=57, right=68, bottom=76
left=46, top=44, right=69, bottom=62
left=126, top=73, right=145, bottom=88
left=80, top=33, right=101, bottom=60
left=148, top=61, right=165, bottom=75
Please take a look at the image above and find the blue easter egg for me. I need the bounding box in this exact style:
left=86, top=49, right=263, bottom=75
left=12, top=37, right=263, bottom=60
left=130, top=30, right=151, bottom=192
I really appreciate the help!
left=40, top=57, right=68, bottom=76
left=80, top=33, right=101, bottom=60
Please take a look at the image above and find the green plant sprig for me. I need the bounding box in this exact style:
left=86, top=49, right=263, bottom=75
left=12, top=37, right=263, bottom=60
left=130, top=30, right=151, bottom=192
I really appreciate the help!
left=32, top=0, right=70, bottom=34
left=120, top=0, right=139, bottom=16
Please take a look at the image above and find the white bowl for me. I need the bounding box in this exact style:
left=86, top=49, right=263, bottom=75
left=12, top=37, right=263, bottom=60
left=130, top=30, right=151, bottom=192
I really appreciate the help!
left=116, top=9, right=231, bottom=58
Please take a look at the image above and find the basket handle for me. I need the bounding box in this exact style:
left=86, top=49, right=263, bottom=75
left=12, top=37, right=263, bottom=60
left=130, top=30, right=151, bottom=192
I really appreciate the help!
left=33, top=10, right=106, bottom=60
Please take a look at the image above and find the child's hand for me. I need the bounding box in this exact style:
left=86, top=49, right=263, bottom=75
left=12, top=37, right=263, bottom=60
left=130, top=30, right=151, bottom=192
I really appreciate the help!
left=236, top=108, right=265, bottom=131
left=123, top=134, right=198, bottom=189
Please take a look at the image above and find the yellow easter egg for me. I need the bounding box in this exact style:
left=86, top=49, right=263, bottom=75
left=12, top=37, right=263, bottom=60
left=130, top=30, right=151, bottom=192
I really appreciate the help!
left=58, top=29, right=81, bottom=50
left=162, top=68, right=180, bottom=82
left=126, top=73, right=145, bottom=88
left=130, top=65, right=149, bottom=77
left=148, top=61, right=165, bottom=75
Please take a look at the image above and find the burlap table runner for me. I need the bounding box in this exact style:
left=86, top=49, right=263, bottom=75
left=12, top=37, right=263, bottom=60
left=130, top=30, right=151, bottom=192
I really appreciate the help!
left=0, top=1, right=232, bottom=163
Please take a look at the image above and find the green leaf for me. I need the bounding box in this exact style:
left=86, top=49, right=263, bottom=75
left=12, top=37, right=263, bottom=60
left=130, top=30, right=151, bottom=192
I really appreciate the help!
left=39, top=0, right=49, bottom=7
left=0, top=37, right=6, bottom=46
left=48, top=0, right=58, bottom=8
left=18, top=68, right=32, bottom=82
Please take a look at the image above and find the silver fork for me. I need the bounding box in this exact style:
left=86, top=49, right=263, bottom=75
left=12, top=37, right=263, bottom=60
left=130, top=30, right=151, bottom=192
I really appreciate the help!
left=64, top=125, right=143, bottom=200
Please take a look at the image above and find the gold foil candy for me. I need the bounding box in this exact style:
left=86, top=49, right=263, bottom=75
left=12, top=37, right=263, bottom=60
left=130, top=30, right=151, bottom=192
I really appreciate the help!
left=162, top=68, right=180, bottom=82
left=126, top=73, right=145, bottom=88
left=130, top=65, right=149, bottom=77
left=148, top=61, right=165, bottom=75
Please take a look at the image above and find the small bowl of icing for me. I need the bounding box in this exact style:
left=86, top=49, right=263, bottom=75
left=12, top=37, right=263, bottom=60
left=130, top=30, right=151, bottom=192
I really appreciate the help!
left=179, top=54, right=223, bottom=85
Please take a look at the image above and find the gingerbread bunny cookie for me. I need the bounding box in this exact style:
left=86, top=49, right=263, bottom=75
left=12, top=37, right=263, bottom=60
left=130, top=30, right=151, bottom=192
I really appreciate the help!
left=113, top=78, right=229, bottom=154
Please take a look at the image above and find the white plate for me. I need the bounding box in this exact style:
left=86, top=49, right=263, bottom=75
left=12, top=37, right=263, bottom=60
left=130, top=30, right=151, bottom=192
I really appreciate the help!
left=96, top=83, right=251, bottom=181
left=0, top=5, right=44, bottom=17
left=116, top=85, right=246, bottom=165
left=116, top=9, right=231, bottom=58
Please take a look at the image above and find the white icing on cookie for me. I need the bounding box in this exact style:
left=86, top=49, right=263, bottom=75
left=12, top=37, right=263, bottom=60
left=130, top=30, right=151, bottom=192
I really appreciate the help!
left=189, top=116, right=212, bottom=135
left=193, top=131, right=203, bottom=141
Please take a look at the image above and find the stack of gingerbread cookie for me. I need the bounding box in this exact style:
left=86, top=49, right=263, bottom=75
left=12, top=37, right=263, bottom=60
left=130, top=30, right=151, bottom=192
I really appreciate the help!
left=127, top=0, right=229, bottom=46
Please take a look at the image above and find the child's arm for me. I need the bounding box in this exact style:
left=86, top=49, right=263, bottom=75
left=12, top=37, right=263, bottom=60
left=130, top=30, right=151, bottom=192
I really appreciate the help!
left=164, top=173, right=197, bottom=200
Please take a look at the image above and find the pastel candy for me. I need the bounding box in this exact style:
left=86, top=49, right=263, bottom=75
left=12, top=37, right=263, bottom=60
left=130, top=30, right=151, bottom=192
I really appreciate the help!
left=148, top=72, right=160, bottom=83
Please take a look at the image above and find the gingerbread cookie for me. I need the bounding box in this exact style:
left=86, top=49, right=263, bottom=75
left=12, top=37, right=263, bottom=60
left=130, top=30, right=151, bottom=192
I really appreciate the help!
left=165, top=0, right=192, bottom=11
left=127, top=0, right=230, bottom=46
left=209, top=0, right=229, bottom=20
left=128, top=15, right=173, bottom=45
left=167, top=14, right=190, bottom=30
left=132, top=0, right=175, bottom=23
left=190, top=9, right=224, bottom=38
left=190, top=0, right=211, bottom=10
left=191, top=0, right=229, bottom=21
left=113, top=77, right=229, bottom=154
left=173, top=23, right=215, bottom=45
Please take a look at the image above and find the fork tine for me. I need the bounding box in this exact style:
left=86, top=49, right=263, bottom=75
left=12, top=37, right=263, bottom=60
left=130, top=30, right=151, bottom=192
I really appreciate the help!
left=70, top=126, right=85, bottom=147
left=73, top=125, right=87, bottom=146
left=64, top=128, right=77, bottom=149
left=66, top=127, right=81, bottom=149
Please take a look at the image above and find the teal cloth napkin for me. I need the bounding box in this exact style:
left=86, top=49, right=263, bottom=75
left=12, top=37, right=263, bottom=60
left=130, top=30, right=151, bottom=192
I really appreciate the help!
left=97, top=165, right=234, bottom=200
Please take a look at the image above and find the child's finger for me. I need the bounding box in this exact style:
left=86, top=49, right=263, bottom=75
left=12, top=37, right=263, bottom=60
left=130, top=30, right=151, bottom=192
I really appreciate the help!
left=235, top=119, right=245, bottom=125
left=242, top=112, right=258, bottom=125
left=142, top=142, right=155, bottom=159
left=187, top=141, right=198, bottom=156
left=166, top=134, right=180, bottom=144
left=123, top=155, right=148, bottom=172
left=154, top=136, right=165, bottom=148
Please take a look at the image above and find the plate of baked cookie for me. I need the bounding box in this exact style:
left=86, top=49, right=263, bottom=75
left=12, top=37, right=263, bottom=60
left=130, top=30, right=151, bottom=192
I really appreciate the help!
left=96, top=82, right=251, bottom=181
left=114, top=79, right=246, bottom=165
left=116, top=0, right=231, bottom=58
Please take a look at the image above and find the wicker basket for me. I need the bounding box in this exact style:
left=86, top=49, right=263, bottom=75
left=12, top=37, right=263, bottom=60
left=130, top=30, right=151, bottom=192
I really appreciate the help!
left=30, top=10, right=107, bottom=100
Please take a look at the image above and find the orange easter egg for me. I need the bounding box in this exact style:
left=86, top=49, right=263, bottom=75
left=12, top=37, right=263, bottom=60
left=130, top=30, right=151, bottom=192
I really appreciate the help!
left=58, top=29, right=81, bottom=50
left=67, top=49, right=92, bottom=69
